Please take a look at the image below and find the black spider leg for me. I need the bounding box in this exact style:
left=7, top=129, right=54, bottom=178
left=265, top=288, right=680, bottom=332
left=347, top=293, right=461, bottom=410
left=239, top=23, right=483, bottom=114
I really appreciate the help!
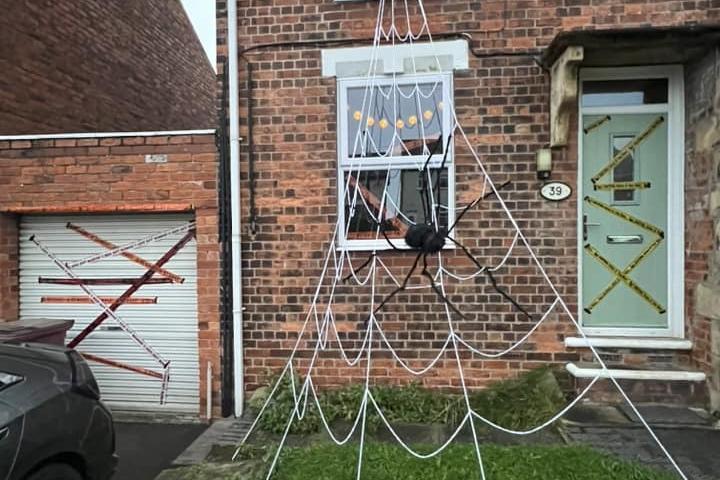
left=380, top=227, right=402, bottom=251
left=443, top=180, right=532, bottom=319
left=343, top=253, right=376, bottom=283
left=343, top=219, right=402, bottom=284
left=446, top=236, right=532, bottom=320
left=420, top=252, right=467, bottom=319
left=446, top=179, right=512, bottom=236
left=430, top=134, right=454, bottom=231
left=418, top=135, right=443, bottom=225
left=373, top=251, right=423, bottom=316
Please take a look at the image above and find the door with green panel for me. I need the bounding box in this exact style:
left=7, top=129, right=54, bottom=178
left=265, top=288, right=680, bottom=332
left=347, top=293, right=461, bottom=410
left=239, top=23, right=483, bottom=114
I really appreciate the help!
left=582, top=113, right=668, bottom=329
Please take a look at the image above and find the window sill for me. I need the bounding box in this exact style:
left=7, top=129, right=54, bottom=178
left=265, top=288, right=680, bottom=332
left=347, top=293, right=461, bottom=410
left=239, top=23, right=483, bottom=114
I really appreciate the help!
left=564, top=337, right=692, bottom=350
left=337, top=239, right=457, bottom=252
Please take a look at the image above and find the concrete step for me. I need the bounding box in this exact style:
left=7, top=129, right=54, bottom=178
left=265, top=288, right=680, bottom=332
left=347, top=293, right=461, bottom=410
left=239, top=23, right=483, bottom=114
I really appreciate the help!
left=566, top=362, right=706, bottom=382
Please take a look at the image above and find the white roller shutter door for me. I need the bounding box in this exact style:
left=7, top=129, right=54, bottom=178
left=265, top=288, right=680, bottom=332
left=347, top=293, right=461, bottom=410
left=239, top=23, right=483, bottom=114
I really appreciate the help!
left=19, top=214, right=199, bottom=415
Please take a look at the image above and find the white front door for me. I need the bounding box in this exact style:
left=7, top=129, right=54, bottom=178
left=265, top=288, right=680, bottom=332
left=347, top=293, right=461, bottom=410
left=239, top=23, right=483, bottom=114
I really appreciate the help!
left=578, top=66, right=685, bottom=338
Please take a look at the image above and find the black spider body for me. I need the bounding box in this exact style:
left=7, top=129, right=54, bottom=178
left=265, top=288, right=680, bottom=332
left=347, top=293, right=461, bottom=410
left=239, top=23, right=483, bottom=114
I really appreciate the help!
left=405, top=224, right=446, bottom=253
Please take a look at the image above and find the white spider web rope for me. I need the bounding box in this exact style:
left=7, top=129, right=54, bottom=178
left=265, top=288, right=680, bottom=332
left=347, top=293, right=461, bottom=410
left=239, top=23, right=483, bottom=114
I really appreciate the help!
left=413, top=0, right=688, bottom=476
left=234, top=1, right=690, bottom=479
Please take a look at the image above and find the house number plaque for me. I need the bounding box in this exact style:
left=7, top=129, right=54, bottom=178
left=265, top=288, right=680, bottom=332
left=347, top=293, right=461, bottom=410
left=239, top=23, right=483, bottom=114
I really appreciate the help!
left=540, top=181, right=572, bottom=202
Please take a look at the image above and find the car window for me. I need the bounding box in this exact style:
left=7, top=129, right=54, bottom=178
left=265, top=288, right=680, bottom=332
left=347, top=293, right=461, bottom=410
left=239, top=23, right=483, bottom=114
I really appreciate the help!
left=0, top=372, right=23, bottom=391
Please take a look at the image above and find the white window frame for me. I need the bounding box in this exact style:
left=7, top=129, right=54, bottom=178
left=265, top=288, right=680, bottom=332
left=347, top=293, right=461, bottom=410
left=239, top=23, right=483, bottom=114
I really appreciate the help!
left=336, top=73, right=455, bottom=251
left=577, top=65, right=685, bottom=338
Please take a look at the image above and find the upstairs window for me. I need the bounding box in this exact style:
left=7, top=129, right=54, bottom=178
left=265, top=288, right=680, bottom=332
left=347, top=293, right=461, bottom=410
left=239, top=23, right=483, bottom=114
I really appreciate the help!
left=337, top=74, right=455, bottom=250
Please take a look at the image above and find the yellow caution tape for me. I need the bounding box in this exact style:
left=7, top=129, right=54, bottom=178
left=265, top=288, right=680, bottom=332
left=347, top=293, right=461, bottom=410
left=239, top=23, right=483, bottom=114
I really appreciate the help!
left=584, top=244, right=666, bottom=314
left=584, top=196, right=664, bottom=238
left=590, top=116, right=665, bottom=185
left=583, top=115, right=611, bottom=134
left=593, top=181, right=652, bottom=191
left=584, top=237, right=664, bottom=313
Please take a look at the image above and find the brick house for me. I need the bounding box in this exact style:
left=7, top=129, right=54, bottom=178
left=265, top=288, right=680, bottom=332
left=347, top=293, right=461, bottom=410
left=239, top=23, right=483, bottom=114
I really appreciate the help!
left=218, top=0, right=720, bottom=417
left=0, top=1, right=224, bottom=419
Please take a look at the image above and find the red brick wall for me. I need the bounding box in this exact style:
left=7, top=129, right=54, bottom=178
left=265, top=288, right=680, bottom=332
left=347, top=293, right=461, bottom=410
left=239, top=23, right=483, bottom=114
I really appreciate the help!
left=0, top=213, right=19, bottom=321
left=0, top=0, right=216, bottom=135
left=221, top=0, right=720, bottom=396
left=0, top=134, right=222, bottom=417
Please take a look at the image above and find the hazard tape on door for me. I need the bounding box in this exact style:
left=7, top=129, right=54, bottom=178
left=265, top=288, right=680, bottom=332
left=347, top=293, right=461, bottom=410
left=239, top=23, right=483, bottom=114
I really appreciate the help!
left=583, top=115, right=611, bottom=135
left=583, top=196, right=666, bottom=314
left=589, top=115, right=664, bottom=192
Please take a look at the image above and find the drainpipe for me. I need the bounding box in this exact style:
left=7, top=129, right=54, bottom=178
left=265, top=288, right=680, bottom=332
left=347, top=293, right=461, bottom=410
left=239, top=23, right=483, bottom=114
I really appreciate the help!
left=227, top=0, right=244, bottom=418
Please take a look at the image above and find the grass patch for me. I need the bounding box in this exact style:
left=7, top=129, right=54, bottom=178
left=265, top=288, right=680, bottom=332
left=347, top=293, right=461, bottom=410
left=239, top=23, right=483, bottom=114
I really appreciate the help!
left=186, top=443, right=673, bottom=480
left=272, top=443, right=674, bottom=480
left=255, top=366, right=566, bottom=435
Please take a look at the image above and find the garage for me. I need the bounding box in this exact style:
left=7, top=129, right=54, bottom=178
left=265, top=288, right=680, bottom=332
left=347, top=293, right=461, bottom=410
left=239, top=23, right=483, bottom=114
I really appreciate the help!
left=18, top=214, right=200, bottom=415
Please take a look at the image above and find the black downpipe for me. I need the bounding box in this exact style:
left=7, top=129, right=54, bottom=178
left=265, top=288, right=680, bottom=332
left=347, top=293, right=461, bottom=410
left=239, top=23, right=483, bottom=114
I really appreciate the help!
left=245, top=61, right=257, bottom=236
left=217, top=66, right=235, bottom=418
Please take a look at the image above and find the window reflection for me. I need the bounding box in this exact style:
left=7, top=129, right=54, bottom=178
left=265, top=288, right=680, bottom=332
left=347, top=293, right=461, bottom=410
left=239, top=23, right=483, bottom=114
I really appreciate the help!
left=344, top=169, right=448, bottom=240
left=347, top=82, right=444, bottom=158
left=612, top=135, right=635, bottom=203
left=582, top=79, right=668, bottom=108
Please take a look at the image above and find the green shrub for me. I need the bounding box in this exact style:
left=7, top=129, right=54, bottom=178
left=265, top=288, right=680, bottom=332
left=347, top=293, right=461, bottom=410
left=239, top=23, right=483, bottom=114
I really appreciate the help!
left=256, top=367, right=566, bottom=435
left=465, top=366, right=567, bottom=430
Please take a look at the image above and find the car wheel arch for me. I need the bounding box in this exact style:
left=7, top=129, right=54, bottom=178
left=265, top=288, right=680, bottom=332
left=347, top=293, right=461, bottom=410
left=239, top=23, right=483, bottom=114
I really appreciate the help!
left=21, top=452, right=87, bottom=480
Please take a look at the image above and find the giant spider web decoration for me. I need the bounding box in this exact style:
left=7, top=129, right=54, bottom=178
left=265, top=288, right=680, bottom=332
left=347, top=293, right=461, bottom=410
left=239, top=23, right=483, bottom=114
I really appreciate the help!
left=235, top=1, right=689, bottom=479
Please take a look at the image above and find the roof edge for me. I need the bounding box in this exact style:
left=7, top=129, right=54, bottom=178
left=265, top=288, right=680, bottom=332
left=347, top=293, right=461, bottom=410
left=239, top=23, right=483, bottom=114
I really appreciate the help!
left=0, top=129, right=216, bottom=142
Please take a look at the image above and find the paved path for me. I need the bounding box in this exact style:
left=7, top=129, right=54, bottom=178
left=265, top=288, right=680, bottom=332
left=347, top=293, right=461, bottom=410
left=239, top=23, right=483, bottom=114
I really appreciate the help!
left=171, top=417, right=252, bottom=466
left=563, top=405, right=720, bottom=480
left=113, top=422, right=207, bottom=480
left=565, top=426, right=720, bottom=479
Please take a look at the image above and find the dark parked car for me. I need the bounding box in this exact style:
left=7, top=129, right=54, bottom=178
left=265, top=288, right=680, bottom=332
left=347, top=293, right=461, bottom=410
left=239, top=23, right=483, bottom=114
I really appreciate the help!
left=0, top=343, right=117, bottom=480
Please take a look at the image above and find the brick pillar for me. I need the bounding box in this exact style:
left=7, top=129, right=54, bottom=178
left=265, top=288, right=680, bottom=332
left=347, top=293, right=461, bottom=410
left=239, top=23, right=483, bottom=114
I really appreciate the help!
left=697, top=149, right=720, bottom=412
left=696, top=174, right=720, bottom=412
left=693, top=51, right=720, bottom=413
left=0, top=213, right=19, bottom=321
left=195, top=207, right=222, bottom=419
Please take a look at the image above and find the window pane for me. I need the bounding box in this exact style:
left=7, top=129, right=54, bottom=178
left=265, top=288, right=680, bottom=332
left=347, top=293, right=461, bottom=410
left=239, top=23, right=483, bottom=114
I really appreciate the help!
left=344, top=168, right=448, bottom=241
left=346, top=81, right=444, bottom=158
left=582, top=79, right=668, bottom=108
left=612, top=135, right=635, bottom=202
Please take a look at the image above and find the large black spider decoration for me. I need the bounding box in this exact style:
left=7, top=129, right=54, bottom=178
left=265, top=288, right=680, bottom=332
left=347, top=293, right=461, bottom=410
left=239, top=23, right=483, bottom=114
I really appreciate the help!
left=344, top=134, right=532, bottom=321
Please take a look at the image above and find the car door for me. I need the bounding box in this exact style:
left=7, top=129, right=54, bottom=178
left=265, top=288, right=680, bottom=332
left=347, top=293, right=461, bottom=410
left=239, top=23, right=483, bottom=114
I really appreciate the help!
left=0, top=399, right=24, bottom=480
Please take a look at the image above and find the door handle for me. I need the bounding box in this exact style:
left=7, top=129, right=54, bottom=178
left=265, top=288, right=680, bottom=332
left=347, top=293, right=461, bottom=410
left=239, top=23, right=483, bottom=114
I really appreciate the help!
left=583, top=215, right=601, bottom=241
left=0, top=426, right=9, bottom=442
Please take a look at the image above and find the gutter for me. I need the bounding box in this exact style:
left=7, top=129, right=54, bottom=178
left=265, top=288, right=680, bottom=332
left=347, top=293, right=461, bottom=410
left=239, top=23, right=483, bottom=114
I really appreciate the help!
left=227, top=0, right=244, bottom=418
left=0, top=130, right=215, bottom=141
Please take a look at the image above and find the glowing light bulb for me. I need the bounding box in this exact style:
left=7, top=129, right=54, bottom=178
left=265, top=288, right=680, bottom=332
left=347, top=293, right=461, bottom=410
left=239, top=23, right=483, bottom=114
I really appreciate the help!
left=423, top=110, right=434, bottom=121
left=396, top=119, right=405, bottom=129
left=353, top=110, right=362, bottom=121
left=408, top=115, right=418, bottom=126
left=366, top=117, right=375, bottom=127
left=379, top=118, right=389, bottom=129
